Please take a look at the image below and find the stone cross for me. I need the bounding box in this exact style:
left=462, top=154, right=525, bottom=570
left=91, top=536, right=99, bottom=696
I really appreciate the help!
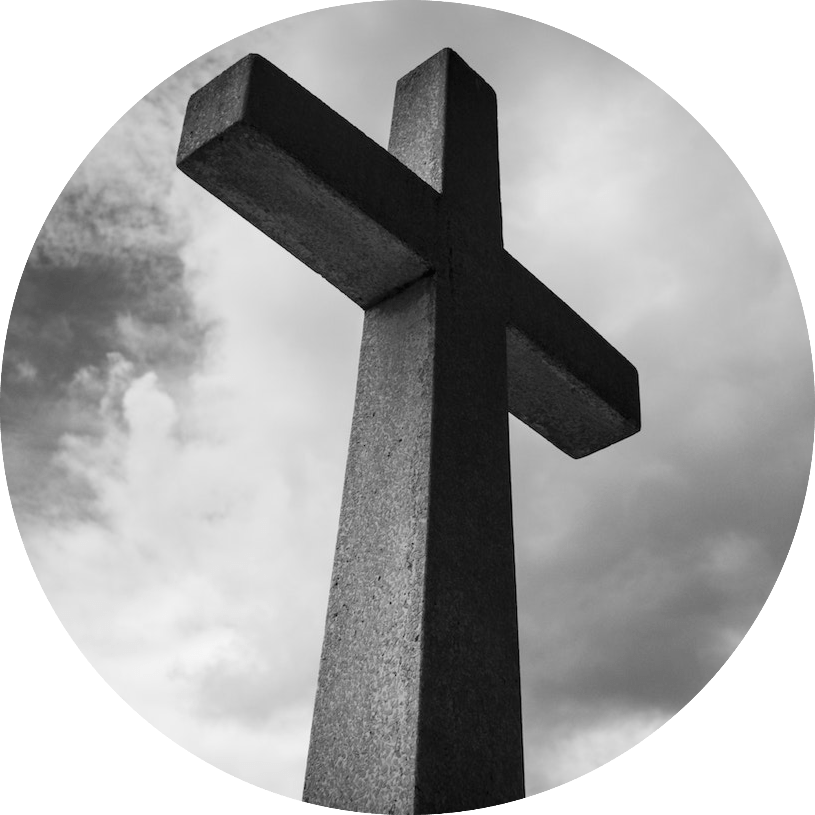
left=177, top=48, right=640, bottom=815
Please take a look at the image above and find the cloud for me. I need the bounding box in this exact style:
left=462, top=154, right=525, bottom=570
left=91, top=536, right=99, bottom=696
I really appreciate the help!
left=527, top=706, right=666, bottom=791
left=20, top=336, right=340, bottom=794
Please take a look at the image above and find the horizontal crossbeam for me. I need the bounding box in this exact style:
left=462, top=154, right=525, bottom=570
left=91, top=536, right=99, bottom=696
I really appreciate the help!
left=178, top=54, right=443, bottom=308
left=178, top=53, right=640, bottom=458
left=505, top=252, right=640, bottom=457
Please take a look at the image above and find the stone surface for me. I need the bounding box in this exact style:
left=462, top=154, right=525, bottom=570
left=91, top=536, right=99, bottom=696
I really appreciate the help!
left=506, top=252, right=640, bottom=457
left=177, top=53, right=442, bottom=309
left=177, top=47, right=640, bottom=814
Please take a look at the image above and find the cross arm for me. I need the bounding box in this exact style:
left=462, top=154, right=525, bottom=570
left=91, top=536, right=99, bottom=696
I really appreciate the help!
left=177, top=54, right=443, bottom=308
left=505, top=252, right=641, bottom=458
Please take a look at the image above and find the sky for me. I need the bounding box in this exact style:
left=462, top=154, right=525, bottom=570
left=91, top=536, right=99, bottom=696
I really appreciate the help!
left=1, top=0, right=813, bottom=804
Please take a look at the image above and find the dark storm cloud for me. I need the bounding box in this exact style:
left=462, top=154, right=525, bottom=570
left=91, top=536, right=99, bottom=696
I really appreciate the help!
left=0, top=122, right=204, bottom=524
left=514, top=225, right=812, bottom=790
left=0, top=26, right=289, bottom=525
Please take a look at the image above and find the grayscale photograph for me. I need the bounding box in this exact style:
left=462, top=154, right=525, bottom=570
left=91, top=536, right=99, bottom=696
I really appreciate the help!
left=1, top=2, right=812, bottom=812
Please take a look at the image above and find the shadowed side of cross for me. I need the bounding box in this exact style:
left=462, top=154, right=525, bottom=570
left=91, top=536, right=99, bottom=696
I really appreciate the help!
left=178, top=49, right=639, bottom=815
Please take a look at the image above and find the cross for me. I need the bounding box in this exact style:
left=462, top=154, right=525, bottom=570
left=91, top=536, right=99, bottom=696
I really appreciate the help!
left=177, top=48, right=640, bottom=815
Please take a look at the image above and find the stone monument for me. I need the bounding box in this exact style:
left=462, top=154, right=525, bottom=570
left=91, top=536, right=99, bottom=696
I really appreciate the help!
left=177, top=48, right=640, bottom=814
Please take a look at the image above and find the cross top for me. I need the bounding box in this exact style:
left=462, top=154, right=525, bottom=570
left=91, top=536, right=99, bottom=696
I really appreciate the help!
left=179, top=49, right=639, bottom=457
left=179, top=48, right=639, bottom=814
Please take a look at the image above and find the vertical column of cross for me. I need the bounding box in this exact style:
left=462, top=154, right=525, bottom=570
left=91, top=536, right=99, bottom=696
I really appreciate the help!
left=303, top=49, right=523, bottom=814
left=388, top=49, right=503, bottom=238
left=301, top=51, right=445, bottom=812
left=390, top=50, right=524, bottom=813
left=303, top=269, right=437, bottom=814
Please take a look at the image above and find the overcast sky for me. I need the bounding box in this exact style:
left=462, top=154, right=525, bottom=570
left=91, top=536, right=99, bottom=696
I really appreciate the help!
left=2, top=1, right=812, bottom=802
